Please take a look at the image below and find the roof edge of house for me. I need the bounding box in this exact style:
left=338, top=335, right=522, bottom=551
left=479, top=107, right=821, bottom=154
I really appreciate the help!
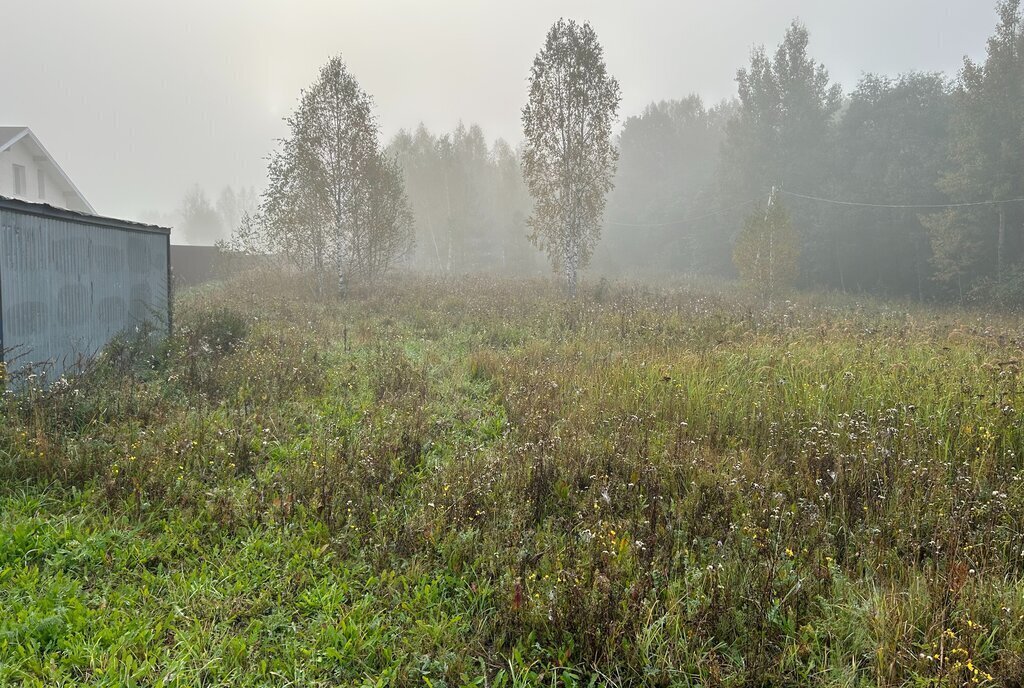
left=0, top=127, right=30, bottom=152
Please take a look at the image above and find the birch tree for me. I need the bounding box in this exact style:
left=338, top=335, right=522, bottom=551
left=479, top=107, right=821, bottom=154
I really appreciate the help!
left=347, top=152, right=414, bottom=285
left=733, top=195, right=800, bottom=304
left=522, top=19, right=620, bottom=297
left=259, top=55, right=412, bottom=294
left=262, top=124, right=334, bottom=291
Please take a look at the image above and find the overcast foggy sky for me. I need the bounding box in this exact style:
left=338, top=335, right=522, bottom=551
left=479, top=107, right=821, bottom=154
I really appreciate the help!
left=1, top=1, right=1001, bottom=223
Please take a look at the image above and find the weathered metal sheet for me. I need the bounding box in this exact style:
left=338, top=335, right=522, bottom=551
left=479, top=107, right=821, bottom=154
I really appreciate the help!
left=0, top=199, right=170, bottom=382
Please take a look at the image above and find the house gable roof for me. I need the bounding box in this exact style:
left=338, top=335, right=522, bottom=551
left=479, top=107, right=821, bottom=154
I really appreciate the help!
left=0, top=126, right=95, bottom=214
left=0, top=126, right=30, bottom=150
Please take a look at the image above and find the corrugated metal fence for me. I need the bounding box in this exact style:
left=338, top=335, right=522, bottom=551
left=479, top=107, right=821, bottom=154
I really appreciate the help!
left=0, top=197, right=170, bottom=381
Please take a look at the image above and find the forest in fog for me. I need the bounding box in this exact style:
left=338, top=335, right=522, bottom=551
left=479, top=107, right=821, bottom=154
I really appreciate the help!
left=339, top=7, right=1024, bottom=305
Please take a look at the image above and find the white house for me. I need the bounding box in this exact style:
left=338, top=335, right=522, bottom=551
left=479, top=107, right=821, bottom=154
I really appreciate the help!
left=0, top=127, right=94, bottom=214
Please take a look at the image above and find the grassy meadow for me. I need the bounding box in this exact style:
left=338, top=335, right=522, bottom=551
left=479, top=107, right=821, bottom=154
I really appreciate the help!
left=2, top=274, right=1024, bottom=686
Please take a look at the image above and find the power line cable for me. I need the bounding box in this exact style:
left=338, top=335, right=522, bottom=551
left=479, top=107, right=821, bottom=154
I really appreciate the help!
left=602, top=187, right=1024, bottom=230
left=606, top=198, right=757, bottom=228
left=781, top=189, right=1024, bottom=210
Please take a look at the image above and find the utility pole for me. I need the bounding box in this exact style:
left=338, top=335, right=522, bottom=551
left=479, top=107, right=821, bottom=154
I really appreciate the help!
left=766, top=186, right=777, bottom=306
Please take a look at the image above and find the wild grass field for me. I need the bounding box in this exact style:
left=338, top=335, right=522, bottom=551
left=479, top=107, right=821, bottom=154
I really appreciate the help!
left=2, top=274, right=1024, bottom=687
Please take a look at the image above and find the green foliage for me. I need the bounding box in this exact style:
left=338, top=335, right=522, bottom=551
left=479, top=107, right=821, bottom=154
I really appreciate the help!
left=937, top=0, right=1024, bottom=289
left=718, top=21, right=842, bottom=292
left=258, top=55, right=413, bottom=293
left=922, top=208, right=983, bottom=301
left=722, top=22, right=842, bottom=199
left=4, top=275, right=1024, bottom=685
left=831, top=72, right=952, bottom=296
left=522, top=19, right=621, bottom=296
left=181, top=305, right=251, bottom=355
left=733, top=199, right=800, bottom=300
left=598, top=97, right=737, bottom=276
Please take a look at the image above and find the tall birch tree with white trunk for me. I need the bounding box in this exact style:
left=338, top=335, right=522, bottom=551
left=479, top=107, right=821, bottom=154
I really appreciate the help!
left=522, top=19, right=621, bottom=297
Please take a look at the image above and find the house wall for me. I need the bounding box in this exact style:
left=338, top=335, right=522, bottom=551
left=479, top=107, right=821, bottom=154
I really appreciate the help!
left=0, top=140, right=78, bottom=210
left=0, top=201, right=170, bottom=381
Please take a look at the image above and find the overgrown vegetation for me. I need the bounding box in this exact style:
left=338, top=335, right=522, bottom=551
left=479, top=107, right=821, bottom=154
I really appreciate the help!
left=2, top=274, right=1024, bottom=685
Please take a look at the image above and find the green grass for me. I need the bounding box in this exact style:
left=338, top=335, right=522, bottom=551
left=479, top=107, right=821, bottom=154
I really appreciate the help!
left=2, top=273, right=1024, bottom=686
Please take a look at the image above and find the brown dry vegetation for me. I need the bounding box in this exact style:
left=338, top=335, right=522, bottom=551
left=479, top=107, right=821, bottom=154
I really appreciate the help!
left=2, top=274, right=1024, bottom=686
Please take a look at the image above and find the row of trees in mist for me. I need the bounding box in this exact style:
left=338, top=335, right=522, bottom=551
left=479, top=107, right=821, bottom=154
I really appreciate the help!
left=232, top=18, right=618, bottom=296
left=152, top=185, right=258, bottom=246
left=384, top=1, right=1024, bottom=303
left=603, top=1, right=1024, bottom=303
left=231, top=1, right=1024, bottom=304
left=385, top=124, right=538, bottom=275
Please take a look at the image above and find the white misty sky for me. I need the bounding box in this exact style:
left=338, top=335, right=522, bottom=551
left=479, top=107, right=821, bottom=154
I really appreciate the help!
left=1, top=0, right=998, bottom=222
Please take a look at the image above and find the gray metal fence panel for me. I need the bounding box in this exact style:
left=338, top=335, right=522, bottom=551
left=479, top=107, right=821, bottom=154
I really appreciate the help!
left=0, top=201, right=170, bottom=381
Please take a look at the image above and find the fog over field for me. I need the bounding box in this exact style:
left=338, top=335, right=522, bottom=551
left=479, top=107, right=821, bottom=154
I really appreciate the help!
left=2, top=1, right=995, bottom=221
left=7, top=3, right=1024, bottom=685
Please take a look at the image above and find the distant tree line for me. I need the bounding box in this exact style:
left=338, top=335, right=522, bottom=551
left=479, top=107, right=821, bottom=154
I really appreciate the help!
left=601, top=1, right=1024, bottom=304
left=233, top=1, right=1024, bottom=304
left=157, top=185, right=259, bottom=246
left=385, top=124, right=539, bottom=276
left=383, top=19, right=622, bottom=296
left=390, top=1, right=1024, bottom=304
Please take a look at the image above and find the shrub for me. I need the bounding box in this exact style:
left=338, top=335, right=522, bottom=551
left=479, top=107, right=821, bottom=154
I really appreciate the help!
left=181, top=305, right=251, bottom=355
